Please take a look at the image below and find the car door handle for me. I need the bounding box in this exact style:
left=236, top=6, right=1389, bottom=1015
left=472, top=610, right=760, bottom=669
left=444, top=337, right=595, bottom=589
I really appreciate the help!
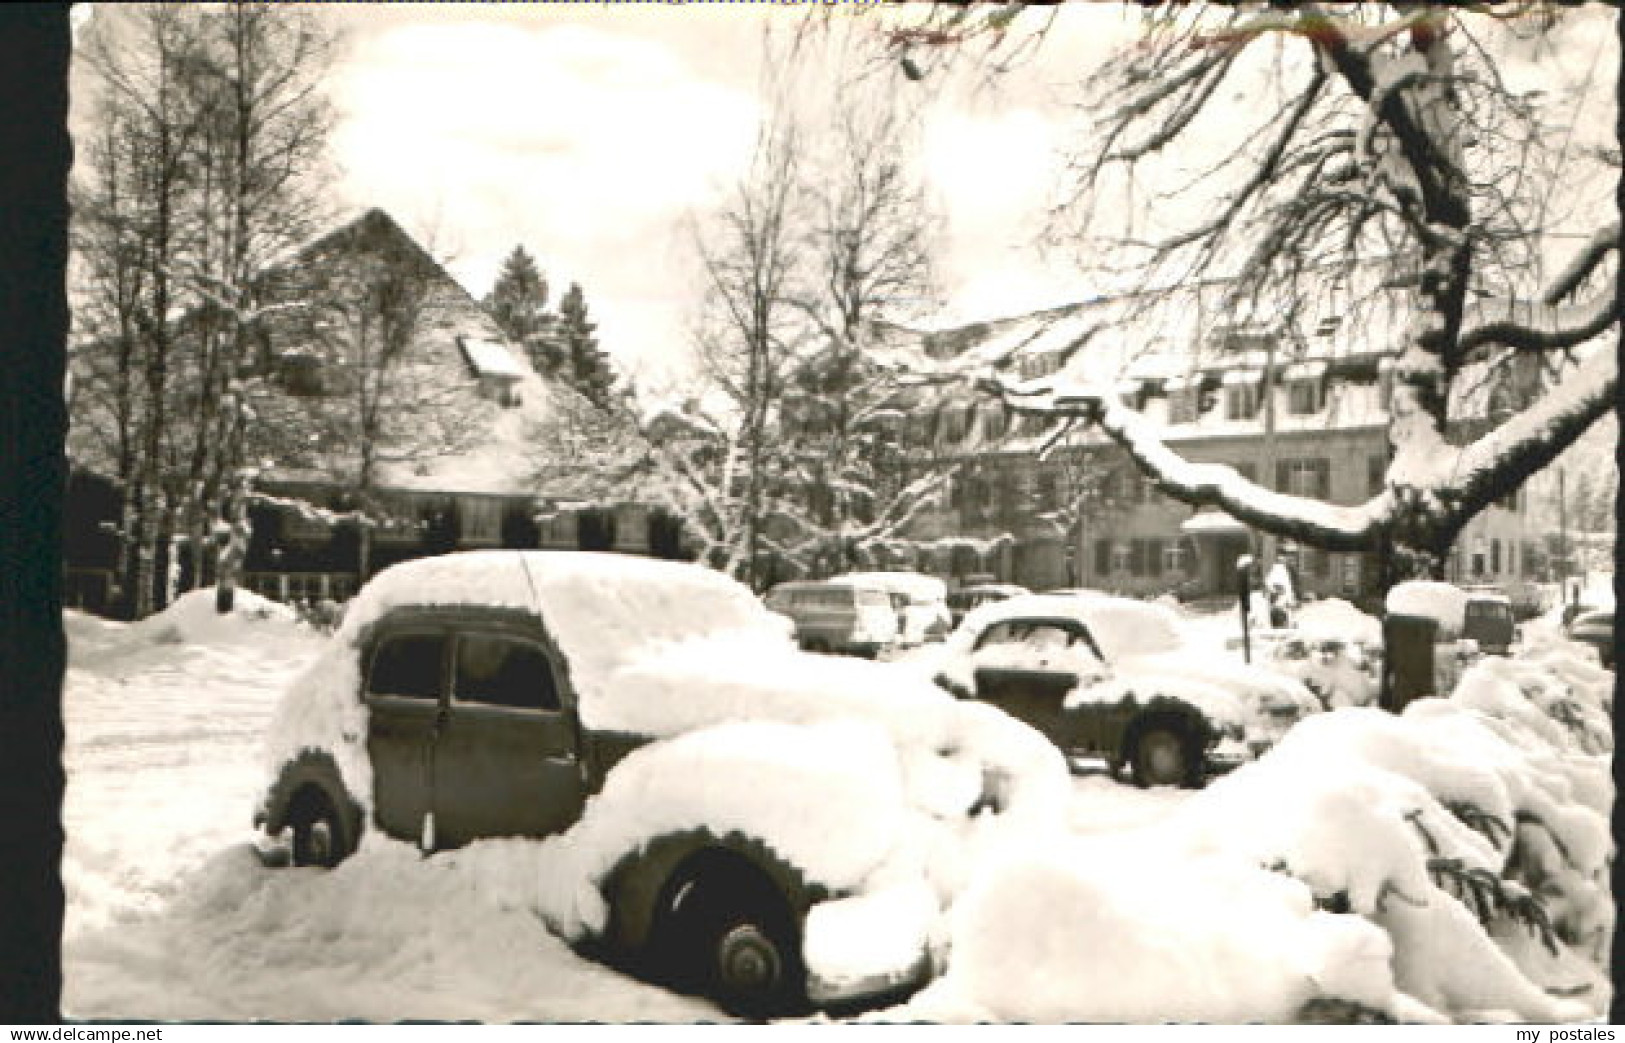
left=542, top=754, right=576, bottom=767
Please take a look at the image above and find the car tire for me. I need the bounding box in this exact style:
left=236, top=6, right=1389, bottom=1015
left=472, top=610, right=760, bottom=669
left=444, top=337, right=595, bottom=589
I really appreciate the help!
left=661, top=868, right=807, bottom=1019
left=1129, top=726, right=1201, bottom=790
left=288, top=791, right=351, bottom=869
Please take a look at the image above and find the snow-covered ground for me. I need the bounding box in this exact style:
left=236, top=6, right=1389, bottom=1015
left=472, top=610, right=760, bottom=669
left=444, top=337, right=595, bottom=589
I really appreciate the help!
left=59, top=589, right=1612, bottom=1023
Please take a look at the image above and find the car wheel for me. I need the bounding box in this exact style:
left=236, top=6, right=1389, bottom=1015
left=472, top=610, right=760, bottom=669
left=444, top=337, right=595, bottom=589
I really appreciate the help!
left=661, top=869, right=806, bottom=1019
left=1130, top=726, right=1200, bottom=789
left=288, top=792, right=349, bottom=868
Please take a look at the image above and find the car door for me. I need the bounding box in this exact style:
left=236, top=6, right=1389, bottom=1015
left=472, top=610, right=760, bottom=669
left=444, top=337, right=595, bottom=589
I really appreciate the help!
left=971, top=619, right=1101, bottom=748
left=363, top=628, right=448, bottom=844
left=430, top=627, right=587, bottom=848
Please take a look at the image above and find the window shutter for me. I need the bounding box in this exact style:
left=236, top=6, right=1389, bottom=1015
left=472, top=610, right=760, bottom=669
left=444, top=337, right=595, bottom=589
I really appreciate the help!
left=1094, top=539, right=1111, bottom=575
left=1148, top=538, right=1164, bottom=578
left=1129, top=539, right=1146, bottom=577
left=1276, top=460, right=1290, bottom=492
left=1316, top=459, right=1331, bottom=499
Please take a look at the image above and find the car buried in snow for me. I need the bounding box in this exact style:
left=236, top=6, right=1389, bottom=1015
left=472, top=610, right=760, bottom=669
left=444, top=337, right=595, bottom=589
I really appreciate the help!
left=933, top=593, right=1322, bottom=787
left=253, top=550, right=1069, bottom=1017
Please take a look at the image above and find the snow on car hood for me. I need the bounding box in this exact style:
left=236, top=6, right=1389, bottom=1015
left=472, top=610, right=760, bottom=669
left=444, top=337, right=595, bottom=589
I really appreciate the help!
left=1123, top=651, right=1322, bottom=719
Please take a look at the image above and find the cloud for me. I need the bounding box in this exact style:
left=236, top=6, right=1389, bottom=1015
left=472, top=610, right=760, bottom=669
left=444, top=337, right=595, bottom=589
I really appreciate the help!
left=329, top=19, right=762, bottom=375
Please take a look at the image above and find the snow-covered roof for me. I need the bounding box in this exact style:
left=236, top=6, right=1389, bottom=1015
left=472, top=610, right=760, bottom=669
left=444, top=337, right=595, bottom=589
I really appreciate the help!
left=1385, top=580, right=1469, bottom=631
left=458, top=336, right=526, bottom=380
left=1180, top=510, right=1250, bottom=535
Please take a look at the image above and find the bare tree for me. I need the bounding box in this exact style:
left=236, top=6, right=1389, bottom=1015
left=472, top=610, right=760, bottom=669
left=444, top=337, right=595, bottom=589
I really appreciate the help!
left=671, top=26, right=952, bottom=585
left=173, top=2, right=333, bottom=610
left=71, top=2, right=334, bottom=616
left=878, top=2, right=1618, bottom=585
left=687, top=112, right=808, bottom=588
left=76, top=4, right=214, bottom=618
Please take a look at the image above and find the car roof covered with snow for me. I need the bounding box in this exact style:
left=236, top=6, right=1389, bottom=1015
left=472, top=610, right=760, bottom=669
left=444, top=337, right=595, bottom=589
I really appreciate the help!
left=827, top=571, right=948, bottom=602
left=947, top=592, right=1186, bottom=662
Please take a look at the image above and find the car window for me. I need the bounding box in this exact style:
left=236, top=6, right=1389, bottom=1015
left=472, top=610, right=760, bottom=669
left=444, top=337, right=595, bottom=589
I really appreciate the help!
left=367, top=633, right=445, bottom=700
left=453, top=633, right=561, bottom=712
left=977, top=621, right=1069, bottom=650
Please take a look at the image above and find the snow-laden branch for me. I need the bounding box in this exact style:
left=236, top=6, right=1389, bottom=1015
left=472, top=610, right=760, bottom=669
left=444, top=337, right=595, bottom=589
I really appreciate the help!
left=1458, top=222, right=1618, bottom=355
left=1000, top=379, right=1393, bottom=551
left=1443, top=347, right=1618, bottom=532
left=1456, top=289, right=1619, bottom=356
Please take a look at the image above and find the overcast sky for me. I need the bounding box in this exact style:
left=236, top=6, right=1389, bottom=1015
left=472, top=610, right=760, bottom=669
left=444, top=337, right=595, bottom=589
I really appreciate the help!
left=311, top=4, right=1146, bottom=390
left=74, top=4, right=1617, bottom=392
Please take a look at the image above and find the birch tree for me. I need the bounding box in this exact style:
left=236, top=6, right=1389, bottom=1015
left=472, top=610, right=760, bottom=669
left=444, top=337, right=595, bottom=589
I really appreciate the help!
left=71, top=2, right=334, bottom=616
left=882, top=2, right=1618, bottom=585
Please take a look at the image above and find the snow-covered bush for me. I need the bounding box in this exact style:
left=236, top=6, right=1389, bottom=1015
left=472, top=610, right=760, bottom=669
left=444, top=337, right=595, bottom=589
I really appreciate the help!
left=896, top=644, right=1610, bottom=1024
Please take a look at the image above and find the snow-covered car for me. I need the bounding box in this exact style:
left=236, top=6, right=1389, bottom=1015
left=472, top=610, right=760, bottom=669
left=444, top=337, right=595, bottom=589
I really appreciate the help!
left=934, top=593, right=1321, bottom=788
left=762, top=578, right=900, bottom=656
left=253, top=551, right=1069, bottom=1016
left=1566, top=608, right=1614, bottom=669
left=827, top=572, right=953, bottom=645
left=946, top=583, right=1030, bottom=628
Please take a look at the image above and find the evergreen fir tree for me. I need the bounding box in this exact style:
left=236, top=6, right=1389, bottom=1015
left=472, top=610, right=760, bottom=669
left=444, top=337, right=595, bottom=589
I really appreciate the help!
left=483, top=245, right=560, bottom=375
left=556, top=282, right=617, bottom=410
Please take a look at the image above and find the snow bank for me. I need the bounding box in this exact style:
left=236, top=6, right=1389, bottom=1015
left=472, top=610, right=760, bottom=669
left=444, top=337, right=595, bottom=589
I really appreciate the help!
left=902, top=647, right=1609, bottom=1024
left=127, top=588, right=299, bottom=645
left=1296, top=599, right=1384, bottom=648
left=902, top=840, right=1397, bottom=1024
left=66, top=840, right=718, bottom=1023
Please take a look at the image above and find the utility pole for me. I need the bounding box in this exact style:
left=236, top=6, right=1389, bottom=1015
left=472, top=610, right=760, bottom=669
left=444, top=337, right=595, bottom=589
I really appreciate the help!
left=1557, top=467, right=1570, bottom=602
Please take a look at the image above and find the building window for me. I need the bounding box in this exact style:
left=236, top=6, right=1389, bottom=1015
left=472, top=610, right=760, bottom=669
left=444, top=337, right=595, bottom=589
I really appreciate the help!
left=1368, top=455, right=1386, bottom=497
left=1163, top=542, right=1187, bottom=575
left=1471, top=547, right=1486, bottom=579
left=460, top=498, right=501, bottom=544
left=1340, top=554, right=1360, bottom=595
left=1278, top=458, right=1331, bottom=499
left=1168, top=388, right=1198, bottom=425
left=981, top=406, right=1008, bottom=441
left=1111, top=543, right=1132, bottom=576
left=1287, top=378, right=1323, bottom=415
left=1034, top=470, right=1058, bottom=512
left=1225, top=382, right=1259, bottom=420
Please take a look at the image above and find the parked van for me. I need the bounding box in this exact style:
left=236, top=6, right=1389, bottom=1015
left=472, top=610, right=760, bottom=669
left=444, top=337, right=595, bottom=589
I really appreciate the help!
left=1461, top=590, right=1516, bottom=656
left=763, top=579, right=900, bottom=657
left=828, top=571, right=952, bottom=646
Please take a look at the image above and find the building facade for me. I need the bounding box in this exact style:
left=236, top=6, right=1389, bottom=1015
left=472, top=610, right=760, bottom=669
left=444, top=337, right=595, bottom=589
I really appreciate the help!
left=883, top=278, right=1543, bottom=610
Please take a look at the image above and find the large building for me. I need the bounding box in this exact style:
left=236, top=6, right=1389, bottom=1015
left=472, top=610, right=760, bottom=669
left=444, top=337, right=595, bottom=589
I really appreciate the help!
left=880, top=275, right=1543, bottom=608
left=65, top=208, right=682, bottom=614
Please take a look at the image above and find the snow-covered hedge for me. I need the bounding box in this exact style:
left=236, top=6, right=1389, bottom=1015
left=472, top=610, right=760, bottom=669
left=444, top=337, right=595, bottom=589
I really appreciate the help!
left=895, top=643, right=1611, bottom=1024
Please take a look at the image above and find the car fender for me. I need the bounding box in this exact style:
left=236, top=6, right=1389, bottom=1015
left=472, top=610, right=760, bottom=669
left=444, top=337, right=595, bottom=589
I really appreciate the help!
left=600, top=827, right=829, bottom=957
left=255, top=746, right=364, bottom=843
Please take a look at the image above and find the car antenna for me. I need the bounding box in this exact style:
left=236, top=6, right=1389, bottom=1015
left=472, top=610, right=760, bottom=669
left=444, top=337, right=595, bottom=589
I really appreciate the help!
left=516, top=551, right=543, bottom=613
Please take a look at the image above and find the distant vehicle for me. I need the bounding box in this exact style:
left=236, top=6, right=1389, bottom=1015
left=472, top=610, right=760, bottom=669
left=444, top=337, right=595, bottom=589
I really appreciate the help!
left=1461, top=589, right=1516, bottom=656
left=934, top=594, right=1320, bottom=788
left=829, top=571, right=952, bottom=645
left=1567, top=608, right=1614, bottom=670
left=946, top=583, right=1030, bottom=628
left=255, top=550, right=1065, bottom=1015
left=762, top=578, right=899, bottom=657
